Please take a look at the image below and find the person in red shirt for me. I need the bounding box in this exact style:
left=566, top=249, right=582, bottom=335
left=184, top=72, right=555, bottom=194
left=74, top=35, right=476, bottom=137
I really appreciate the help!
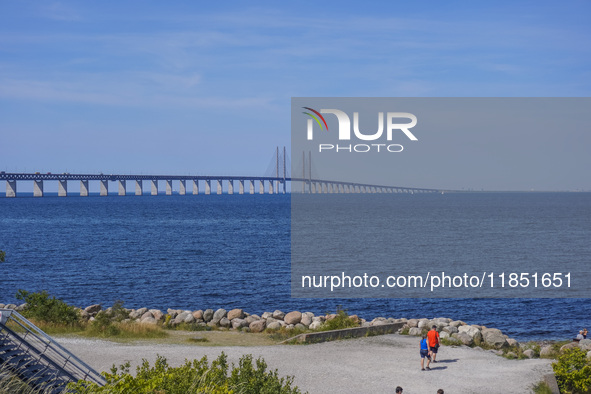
left=427, top=325, right=441, bottom=362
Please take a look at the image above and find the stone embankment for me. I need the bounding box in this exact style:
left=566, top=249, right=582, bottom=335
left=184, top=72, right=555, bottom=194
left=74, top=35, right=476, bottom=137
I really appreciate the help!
left=2, top=302, right=590, bottom=359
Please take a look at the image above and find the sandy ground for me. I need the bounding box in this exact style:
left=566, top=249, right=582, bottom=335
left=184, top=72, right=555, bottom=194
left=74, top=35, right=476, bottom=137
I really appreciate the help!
left=57, top=334, right=553, bottom=394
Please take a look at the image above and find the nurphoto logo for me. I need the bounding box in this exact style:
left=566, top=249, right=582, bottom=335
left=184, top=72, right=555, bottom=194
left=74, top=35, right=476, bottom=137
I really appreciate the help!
left=302, top=107, right=418, bottom=153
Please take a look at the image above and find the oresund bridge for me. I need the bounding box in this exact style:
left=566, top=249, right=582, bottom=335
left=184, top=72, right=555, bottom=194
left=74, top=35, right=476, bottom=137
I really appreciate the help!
left=0, top=148, right=446, bottom=197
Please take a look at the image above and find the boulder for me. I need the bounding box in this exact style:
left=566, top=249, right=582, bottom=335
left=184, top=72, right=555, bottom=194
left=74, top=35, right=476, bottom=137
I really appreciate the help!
left=579, top=339, right=591, bottom=351
left=249, top=320, right=266, bottom=333
left=244, top=315, right=258, bottom=325
left=272, top=310, right=285, bottom=320
left=418, top=319, right=430, bottom=329
left=212, top=309, right=227, bottom=324
left=408, top=327, right=422, bottom=336
left=79, top=310, right=90, bottom=320
left=0, top=304, right=4, bottom=308
left=129, top=310, right=142, bottom=320
left=301, top=313, right=313, bottom=327
left=192, top=310, right=204, bottom=320
left=458, top=325, right=482, bottom=344
left=407, top=319, right=419, bottom=328
left=15, top=304, right=26, bottom=311
left=372, top=320, right=388, bottom=327
left=295, top=323, right=306, bottom=331
left=141, top=311, right=155, bottom=321
left=506, top=338, right=518, bottom=347
left=560, top=342, right=580, bottom=353
left=140, top=316, right=157, bottom=325
left=174, top=312, right=189, bottom=324
left=267, top=321, right=282, bottom=331
left=184, top=314, right=196, bottom=324
left=506, top=351, right=518, bottom=358
left=232, top=319, right=248, bottom=329
left=449, top=320, right=463, bottom=328
left=227, top=308, right=244, bottom=321
left=481, top=328, right=508, bottom=348
left=284, top=311, right=302, bottom=325
left=439, top=331, right=450, bottom=339
left=85, top=304, right=102, bottom=314
left=523, top=349, right=535, bottom=359
left=539, top=345, right=554, bottom=358
left=150, top=309, right=164, bottom=321
left=219, top=317, right=231, bottom=328
left=261, top=312, right=273, bottom=319
left=135, top=307, right=148, bottom=316
left=453, top=332, right=473, bottom=346
left=5, top=304, right=17, bottom=310
left=309, top=321, right=323, bottom=330
left=587, top=351, right=591, bottom=360
left=203, top=309, right=214, bottom=322
left=443, top=326, right=458, bottom=334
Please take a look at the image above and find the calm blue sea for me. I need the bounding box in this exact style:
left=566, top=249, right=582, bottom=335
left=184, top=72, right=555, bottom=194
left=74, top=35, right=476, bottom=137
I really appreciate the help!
left=1, top=192, right=589, bottom=341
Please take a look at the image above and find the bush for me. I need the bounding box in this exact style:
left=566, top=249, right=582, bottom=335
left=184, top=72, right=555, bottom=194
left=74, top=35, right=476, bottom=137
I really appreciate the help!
left=320, top=309, right=359, bottom=331
left=0, top=250, right=5, bottom=262
left=552, top=347, right=591, bottom=393
left=68, top=353, right=304, bottom=393
left=15, top=290, right=80, bottom=325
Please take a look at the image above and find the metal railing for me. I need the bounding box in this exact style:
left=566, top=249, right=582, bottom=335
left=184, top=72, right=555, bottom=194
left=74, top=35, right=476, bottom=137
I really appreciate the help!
left=0, top=308, right=106, bottom=391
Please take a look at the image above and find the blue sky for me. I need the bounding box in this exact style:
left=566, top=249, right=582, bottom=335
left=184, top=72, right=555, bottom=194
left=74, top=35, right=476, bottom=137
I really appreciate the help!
left=1, top=1, right=590, bottom=190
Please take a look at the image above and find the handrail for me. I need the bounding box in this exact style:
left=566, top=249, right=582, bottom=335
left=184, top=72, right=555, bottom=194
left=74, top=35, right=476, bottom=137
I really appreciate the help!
left=0, top=308, right=106, bottom=387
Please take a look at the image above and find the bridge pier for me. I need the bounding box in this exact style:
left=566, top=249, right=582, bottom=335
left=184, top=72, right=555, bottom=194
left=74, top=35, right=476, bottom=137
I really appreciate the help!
left=249, top=180, right=255, bottom=194
left=58, top=180, right=67, bottom=197
left=179, top=180, right=186, bottom=195
left=118, top=180, right=126, bottom=196
left=151, top=180, right=158, bottom=195
left=6, top=180, right=16, bottom=197
left=228, top=180, right=234, bottom=195
left=217, top=179, right=222, bottom=194
left=269, top=180, right=274, bottom=194
left=239, top=180, right=244, bottom=194
left=193, top=180, right=199, bottom=195
left=80, top=180, right=89, bottom=196
left=205, top=180, right=211, bottom=195
left=311, top=182, right=316, bottom=194
left=100, top=180, right=108, bottom=196
left=259, top=180, right=264, bottom=194
left=135, top=180, right=143, bottom=196
left=166, top=180, right=173, bottom=195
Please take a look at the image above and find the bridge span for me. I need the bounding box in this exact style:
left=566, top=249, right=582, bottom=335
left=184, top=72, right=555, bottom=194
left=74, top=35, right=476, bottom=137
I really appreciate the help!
left=0, top=172, right=444, bottom=197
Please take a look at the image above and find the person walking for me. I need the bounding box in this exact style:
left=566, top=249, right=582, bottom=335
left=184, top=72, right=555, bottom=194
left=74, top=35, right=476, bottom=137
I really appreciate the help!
left=395, top=386, right=403, bottom=393
left=428, top=325, right=441, bottom=363
left=420, top=334, right=432, bottom=371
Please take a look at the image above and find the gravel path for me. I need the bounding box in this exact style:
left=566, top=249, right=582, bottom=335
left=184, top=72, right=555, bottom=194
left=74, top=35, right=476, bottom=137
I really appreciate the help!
left=57, top=334, right=554, bottom=394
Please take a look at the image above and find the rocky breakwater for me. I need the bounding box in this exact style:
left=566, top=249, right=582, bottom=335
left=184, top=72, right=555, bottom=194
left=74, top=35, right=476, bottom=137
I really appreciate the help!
left=3, top=302, right=590, bottom=360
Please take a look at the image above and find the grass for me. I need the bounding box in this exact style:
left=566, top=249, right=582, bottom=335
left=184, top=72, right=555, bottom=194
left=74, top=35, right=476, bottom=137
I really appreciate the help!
left=532, top=381, right=553, bottom=394
left=80, top=321, right=168, bottom=339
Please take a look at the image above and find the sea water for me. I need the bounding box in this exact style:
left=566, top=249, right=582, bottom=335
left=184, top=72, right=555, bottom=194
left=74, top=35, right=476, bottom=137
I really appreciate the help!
left=1, top=192, right=589, bottom=341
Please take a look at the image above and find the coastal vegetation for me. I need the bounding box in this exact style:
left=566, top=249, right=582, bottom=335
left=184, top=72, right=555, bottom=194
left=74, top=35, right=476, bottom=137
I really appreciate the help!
left=67, top=353, right=303, bottom=394
left=0, top=249, right=5, bottom=262
left=552, top=347, right=591, bottom=393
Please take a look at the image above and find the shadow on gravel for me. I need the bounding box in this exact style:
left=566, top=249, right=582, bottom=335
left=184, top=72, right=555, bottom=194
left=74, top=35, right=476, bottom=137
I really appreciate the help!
left=429, top=366, right=448, bottom=371
left=435, top=359, right=458, bottom=363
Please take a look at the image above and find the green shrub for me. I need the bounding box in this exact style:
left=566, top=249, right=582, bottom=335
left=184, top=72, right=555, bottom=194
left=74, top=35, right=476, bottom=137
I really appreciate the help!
left=552, top=347, right=591, bottom=393
left=15, top=290, right=80, bottom=325
left=0, top=250, right=5, bottom=262
left=320, top=310, right=359, bottom=331
left=68, top=353, right=304, bottom=393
